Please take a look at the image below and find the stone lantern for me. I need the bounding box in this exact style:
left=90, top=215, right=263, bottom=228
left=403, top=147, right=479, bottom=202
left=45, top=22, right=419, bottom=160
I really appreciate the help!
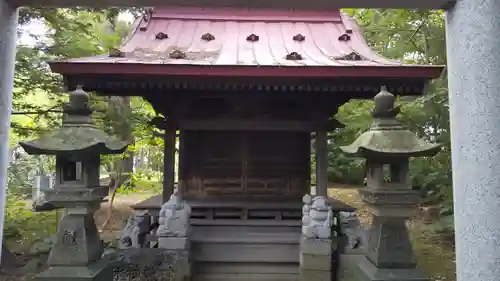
left=340, top=86, right=441, bottom=281
left=19, top=86, right=129, bottom=281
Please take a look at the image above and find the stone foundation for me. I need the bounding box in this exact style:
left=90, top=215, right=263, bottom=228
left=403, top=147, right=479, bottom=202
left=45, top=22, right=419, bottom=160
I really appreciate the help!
left=337, top=254, right=364, bottom=281
left=299, top=237, right=331, bottom=281
left=357, top=256, right=428, bottom=281
left=36, top=260, right=111, bottom=281
left=102, top=248, right=190, bottom=281
left=337, top=211, right=368, bottom=281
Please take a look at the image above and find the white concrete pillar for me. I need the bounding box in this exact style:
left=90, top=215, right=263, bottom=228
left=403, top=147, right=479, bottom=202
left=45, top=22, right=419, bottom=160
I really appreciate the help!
left=0, top=0, right=17, bottom=262
left=446, top=1, right=500, bottom=281
left=315, top=131, right=328, bottom=197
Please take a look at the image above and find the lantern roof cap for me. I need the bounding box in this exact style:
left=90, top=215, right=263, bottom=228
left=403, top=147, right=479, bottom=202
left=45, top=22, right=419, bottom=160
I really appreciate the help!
left=340, top=86, right=441, bottom=158
left=19, top=86, right=129, bottom=156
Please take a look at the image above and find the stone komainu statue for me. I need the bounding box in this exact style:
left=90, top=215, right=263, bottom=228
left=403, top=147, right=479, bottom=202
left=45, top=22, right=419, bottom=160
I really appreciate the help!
left=157, top=191, right=191, bottom=237
left=119, top=211, right=150, bottom=249
left=338, top=211, right=366, bottom=251
left=301, top=194, right=333, bottom=239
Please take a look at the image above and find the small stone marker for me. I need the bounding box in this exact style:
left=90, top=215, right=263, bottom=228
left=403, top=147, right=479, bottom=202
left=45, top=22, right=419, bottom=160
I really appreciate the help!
left=32, top=175, right=53, bottom=205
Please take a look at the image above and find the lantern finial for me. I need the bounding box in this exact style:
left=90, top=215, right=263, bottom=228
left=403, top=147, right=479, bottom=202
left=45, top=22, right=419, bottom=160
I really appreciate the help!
left=63, top=85, right=92, bottom=118
left=372, top=86, right=399, bottom=118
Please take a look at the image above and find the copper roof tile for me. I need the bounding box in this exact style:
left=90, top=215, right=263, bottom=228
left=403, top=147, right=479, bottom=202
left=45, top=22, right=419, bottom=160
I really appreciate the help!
left=61, top=7, right=404, bottom=67
left=50, top=7, right=443, bottom=79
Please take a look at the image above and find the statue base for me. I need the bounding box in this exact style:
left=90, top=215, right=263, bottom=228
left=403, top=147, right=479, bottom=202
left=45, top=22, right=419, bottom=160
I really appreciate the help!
left=35, top=260, right=111, bottom=281
left=300, top=269, right=331, bottom=281
left=357, top=256, right=428, bottom=281
left=299, top=236, right=332, bottom=281
left=158, top=236, right=190, bottom=250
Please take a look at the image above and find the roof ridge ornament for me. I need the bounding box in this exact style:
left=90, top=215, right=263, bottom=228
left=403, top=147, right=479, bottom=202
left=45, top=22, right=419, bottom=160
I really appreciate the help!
left=143, top=7, right=154, bottom=22
left=246, top=33, right=260, bottom=42
left=338, top=33, right=351, bottom=41
left=139, top=8, right=154, bottom=31
left=169, top=49, right=187, bottom=59
left=334, top=52, right=362, bottom=61
left=201, top=33, right=215, bottom=41
left=293, top=34, right=306, bottom=42
left=109, top=48, right=125, bottom=58
left=155, top=32, right=169, bottom=40
left=286, top=52, right=303, bottom=60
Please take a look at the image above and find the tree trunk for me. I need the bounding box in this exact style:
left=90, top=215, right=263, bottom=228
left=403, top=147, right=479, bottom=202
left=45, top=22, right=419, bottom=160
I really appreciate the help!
left=108, top=96, right=134, bottom=173
left=100, top=96, right=134, bottom=231
left=117, top=96, right=134, bottom=175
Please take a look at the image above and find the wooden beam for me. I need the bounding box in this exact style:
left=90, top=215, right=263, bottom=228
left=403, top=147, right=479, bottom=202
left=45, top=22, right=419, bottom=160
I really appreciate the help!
left=315, top=130, right=328, bottom=197
left=162, top=126, right=176, bottom=203
left=178, top=119, right=316, bottom=131
left=178, top=130, right=186, bottom=195
left=11, top=0, right=455, bottom=9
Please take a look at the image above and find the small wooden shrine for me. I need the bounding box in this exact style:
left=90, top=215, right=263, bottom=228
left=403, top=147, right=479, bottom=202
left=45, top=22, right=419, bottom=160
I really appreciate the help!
left=48, top=6, right=443, bottom=281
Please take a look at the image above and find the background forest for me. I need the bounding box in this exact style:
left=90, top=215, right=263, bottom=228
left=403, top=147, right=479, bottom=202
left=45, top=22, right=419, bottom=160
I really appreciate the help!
left=4, top=7, right=454, bottom=280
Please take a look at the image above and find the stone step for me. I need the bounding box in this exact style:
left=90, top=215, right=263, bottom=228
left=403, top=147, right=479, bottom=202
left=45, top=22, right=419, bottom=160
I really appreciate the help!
left=190, top=225, right=301, bottom=263
left=191, top=229, right=301, bottom=244
left=192, top=242, right=300, bottom=263
left=194, top=262, right=300, bottom=275
left=192, top=273, right=300, bottom=281
left=190, top=219, right=302, bottom=227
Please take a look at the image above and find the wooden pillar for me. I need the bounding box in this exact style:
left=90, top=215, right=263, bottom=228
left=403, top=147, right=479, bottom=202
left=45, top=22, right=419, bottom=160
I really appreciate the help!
left=162, top=125, right=176, bottom=203
left=315, top=130, right=328, bottom=197
left=178, top=130, right=186, bottom=195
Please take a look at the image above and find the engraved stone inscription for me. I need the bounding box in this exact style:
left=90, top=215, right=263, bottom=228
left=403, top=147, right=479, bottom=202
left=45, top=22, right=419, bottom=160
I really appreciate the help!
left=62, top=230, right=77, bottom=246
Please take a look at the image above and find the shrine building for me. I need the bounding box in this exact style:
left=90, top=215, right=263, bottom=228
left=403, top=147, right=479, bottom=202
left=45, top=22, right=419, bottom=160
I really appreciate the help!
left=47, top=6, right=443, bottom=281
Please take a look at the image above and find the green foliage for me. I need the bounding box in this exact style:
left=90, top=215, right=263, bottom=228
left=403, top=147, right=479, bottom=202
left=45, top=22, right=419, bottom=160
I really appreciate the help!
left=134, top=178, right=163, bottom=194
left=14, top=8, right=156, bottom=143
left=4, top=191, right=58, bottom=243
left=116, top=169, right=163, bottom=194
left=332, top=9, right=452, bottom=230
left=117, top=172, right=141, bottom=194
left=5, top=152, right=58, bottom=243
left=7, top=8, right=164, bottom=248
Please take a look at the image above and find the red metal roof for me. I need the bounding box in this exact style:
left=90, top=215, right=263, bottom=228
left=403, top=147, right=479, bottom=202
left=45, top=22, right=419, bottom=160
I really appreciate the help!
left=49, top=7, right=443, bottom=79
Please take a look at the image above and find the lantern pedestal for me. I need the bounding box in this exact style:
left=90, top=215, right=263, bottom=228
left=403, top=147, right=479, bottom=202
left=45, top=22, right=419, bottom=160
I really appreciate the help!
left=357, top=256, right=427, bottom=281
left=339, top=87, right=441, bottom=281
left=47, top=213, right=104, bottom=266
left=356, top=192, right=426, bottom=281
left=35, top=260, right=111, bottom=281
left=18, top=87, right=129, bottom=281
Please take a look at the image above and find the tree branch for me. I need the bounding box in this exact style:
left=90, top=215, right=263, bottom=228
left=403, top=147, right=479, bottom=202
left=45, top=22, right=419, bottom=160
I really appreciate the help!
left=11, top=109, right=63, bottom=115
left=10, top=123, right=49, bottom=132
left=11, top=104, right=63, bottom=116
